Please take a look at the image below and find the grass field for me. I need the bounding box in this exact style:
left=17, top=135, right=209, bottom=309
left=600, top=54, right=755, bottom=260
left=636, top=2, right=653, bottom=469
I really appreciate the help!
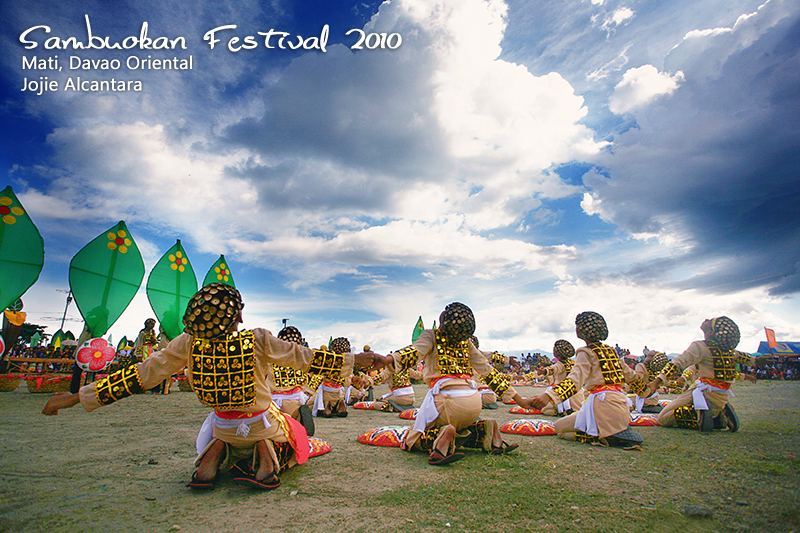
left=0, top=379, right=797, bottom=532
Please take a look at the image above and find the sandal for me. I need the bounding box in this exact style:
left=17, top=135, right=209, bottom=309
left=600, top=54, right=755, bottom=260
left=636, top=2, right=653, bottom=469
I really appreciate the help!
left=427, top=448, right=465, bottom=466
left=490, top=441, right=520, bottom=455
left=188, top=470, right=219, bottom=491
left=232, top=463, right=281, bottom=490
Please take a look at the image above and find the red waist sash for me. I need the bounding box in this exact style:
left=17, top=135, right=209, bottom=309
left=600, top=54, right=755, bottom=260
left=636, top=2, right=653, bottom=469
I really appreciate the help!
left=215, top=409, right=267, bottom=420
left=586, top=384, right=623, bottom=395
left=698, top=377, right=731, bottom=390
left=429, top=374, right=472, bottom=388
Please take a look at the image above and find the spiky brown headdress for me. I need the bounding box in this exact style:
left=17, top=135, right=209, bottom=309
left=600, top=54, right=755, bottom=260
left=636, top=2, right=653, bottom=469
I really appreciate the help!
left=182, top=283, right=243, bottom=339
left=553, top=339, right=575, bottom=361
left=439, top=302, right=475, bottom=343
left=329, top=337, right=351, bottom=354
left=575, top=311, right=608, bottom=343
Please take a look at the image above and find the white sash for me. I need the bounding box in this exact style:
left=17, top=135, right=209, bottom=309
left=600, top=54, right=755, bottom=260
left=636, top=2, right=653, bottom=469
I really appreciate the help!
left=412, top=378, right=477, bottom=434
left=272, top=389, right=309, bottom=409
left=195, top=411, right=268, bottom=458
left=692, top=379, right=733, bottom=411
left=312, top=383, right=342, bottom=416
left=574, top=390, right=624, bottom=437
left=380, top=385, right=414, bottom=400
left=633, top=392, right=658, bottom=413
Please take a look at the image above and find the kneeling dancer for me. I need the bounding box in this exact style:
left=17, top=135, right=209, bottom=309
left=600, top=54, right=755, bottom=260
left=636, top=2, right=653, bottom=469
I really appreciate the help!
left=43, top=283, right=387, bottom=490
left=537, top=339, right=585, bottom=416
left=379, top=302, right=537, bottom=465
left=652, top=316, right=763, bottom=432
left=531, top=312, right=647, bottom=447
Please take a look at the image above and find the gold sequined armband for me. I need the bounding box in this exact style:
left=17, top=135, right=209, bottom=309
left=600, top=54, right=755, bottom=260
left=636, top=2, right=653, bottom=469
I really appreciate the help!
left=95, top=365, right=145, bottom=406
left=662, top=362, right=681, bottom=380
left=483, top=368, right=511, bottom=397
left=628, top=379, right=647, bottom=396
left=307, top=349, right=345, bottom=385
left=490, top=351, right=507, bottom=372
left=396, top=345, right=419, bottom=371
left=552, top=378, right=577, bottom=402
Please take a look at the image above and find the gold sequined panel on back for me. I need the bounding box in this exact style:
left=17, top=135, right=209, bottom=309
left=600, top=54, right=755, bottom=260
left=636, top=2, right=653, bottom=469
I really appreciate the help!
left=190, top=330, right=257, bottom=409
left=707, top=343, right=738, bottom=381
left=272, top=365, right=307, bottom=389
left=435, top=330, right=472, bottom=376
left=589, top=343, right=626, bottom=385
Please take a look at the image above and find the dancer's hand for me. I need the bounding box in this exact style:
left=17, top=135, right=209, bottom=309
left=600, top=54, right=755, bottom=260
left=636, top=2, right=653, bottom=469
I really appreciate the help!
left=643, top=378, right=661, bottom=398
left=42, top=392, right=80, bottom=416
left=529, top=393, right=551, bottom=410
left=514, top=396, right=536, bottom=410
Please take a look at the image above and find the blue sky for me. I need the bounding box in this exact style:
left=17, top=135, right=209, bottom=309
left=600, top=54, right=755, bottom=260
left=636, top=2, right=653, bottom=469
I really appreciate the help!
left=2, top=0, right=799, bottom=356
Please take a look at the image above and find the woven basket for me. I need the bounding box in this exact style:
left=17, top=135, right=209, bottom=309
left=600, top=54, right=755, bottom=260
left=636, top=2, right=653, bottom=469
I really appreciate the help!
left=177, top=379, right=193, bottom=392
left=0, top=376, right=22, bottom=392
left=26, top=375, right=72, bottom=393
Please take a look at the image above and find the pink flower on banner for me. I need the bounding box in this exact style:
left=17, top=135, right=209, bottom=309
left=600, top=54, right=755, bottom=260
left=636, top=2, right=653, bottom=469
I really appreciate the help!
left=76, top=338, right=117, bottom=372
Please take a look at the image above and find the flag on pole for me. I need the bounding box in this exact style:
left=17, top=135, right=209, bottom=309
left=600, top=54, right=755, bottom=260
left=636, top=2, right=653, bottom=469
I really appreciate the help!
left=146, top=239, right=198, bottom=340
left=765, top=327, right=778, bottom=349
left=203, top=254, right=236, bottom=288
left=412, top=316, right=424, bottom=342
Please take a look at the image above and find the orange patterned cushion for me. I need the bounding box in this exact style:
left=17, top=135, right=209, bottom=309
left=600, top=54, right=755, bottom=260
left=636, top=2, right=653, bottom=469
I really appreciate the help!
left=500, top=419, right=557, bottom=436
left=308, top=438, right=332, bottom=457
left=629, top=414, right=660, bottom=426
left=509, top=406, right=543, bottom=415
left=352, top=401, right=375, bottom=409
left=398, top=409, right=418, bottom=420
left=356, top=425, right=410, bottom=447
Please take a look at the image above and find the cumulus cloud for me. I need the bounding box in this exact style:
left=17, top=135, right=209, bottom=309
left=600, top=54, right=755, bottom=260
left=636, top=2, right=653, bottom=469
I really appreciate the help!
left=589, top=0, right=800, bottom=296
left=608, top=64, right=684, bottom=113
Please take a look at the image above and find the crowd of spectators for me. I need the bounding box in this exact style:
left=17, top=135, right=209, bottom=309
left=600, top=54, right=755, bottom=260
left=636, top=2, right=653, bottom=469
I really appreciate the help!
left=517, top=352, right=549, bottom=373
left=743, top=361, right=800, bottom=380
left=1, top=344, right=77, bottom=373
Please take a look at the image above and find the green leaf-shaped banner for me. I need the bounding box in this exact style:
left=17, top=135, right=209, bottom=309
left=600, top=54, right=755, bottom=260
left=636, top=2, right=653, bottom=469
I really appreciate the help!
left=117, top=336, right=129, bottom=351
left=412, top=316, right=425, bottom=342
left=69, top=221, right=145, bottom=337
left=203, top=254, right=236, bottom=288
left=146, top=239, right=197, bottom=340
left=0, top=186, right=45, bottom=312
left=50, top=329, right=65, bottom=348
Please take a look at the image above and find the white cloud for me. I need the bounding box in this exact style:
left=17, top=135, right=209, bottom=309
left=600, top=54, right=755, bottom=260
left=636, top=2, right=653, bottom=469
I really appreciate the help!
left=666, top=0, right=796, bottom=78
left=609, top=64, right=684, bottom=114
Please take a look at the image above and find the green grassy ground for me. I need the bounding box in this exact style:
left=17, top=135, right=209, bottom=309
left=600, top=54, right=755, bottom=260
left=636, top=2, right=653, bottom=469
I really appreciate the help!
left=0, top=379, right=797, bottom=533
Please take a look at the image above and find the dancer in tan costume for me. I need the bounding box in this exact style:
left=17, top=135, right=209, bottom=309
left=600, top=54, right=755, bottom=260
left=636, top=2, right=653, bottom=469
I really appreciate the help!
left=537, top=339, right=584, bottom=416
left=531, top=312, right=646, bottom=447
left=374, top=302, right=538, bottom=465
left=651, top=317, right=764, bottom=432
left=43, top=284, right=388, bottom=490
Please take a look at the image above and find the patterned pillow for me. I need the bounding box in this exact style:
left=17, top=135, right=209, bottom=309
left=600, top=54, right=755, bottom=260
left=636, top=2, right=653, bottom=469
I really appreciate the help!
left=356, top=425, right=410, bottom=447
left=629, top=414, right=660, bottom=426
left=352, top=401, right=375, bottom=409
left=500, top=419, right=557, bottom=436
left=308, top=438, right=332, bottom=457
left=398, top=409, right=418, bottom=420
left=509, top=406, right=543, bottom=415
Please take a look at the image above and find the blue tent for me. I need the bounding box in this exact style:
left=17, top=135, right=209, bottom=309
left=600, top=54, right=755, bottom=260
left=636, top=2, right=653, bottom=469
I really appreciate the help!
left=755, top=341, right=800, bottom=357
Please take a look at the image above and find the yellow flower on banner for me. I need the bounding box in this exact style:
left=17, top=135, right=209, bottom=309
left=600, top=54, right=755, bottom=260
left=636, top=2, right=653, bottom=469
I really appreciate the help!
left=106, top=229, right=132, bottom=253
left=170, top=251, right=186, bottom=272
left=0, top=196, right=25, bottom=225
left=215, top=263, right=230, bottom=282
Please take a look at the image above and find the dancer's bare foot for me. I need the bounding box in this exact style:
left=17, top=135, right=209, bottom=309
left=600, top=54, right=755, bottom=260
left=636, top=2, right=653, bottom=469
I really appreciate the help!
left=196, top=440, right=224, bottom=481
